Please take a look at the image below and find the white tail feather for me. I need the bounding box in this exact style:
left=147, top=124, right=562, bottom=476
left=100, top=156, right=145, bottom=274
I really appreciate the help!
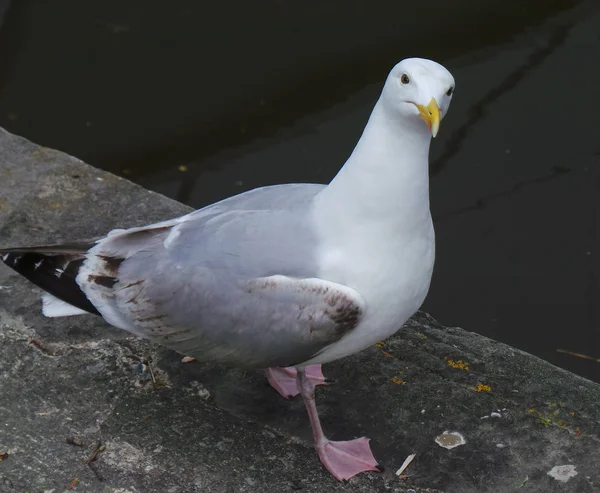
left=42, top=293, right=89, bottom=318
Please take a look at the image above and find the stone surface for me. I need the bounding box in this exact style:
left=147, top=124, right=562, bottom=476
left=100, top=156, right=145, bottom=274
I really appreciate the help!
left=0, top=127, right=599, bottom=493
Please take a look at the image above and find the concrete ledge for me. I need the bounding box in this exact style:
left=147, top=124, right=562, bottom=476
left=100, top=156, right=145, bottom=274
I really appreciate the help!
left=1, top=127, right=599, bottom=493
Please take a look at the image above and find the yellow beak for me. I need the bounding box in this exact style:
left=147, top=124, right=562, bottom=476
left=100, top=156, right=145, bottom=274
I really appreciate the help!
left=414, top=98, right=441, bottom=138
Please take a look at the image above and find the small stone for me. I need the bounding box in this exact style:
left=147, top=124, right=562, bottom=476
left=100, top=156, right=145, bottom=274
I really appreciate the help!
left=66, top=437, right=84, bottom=447
left=197, top=388, right=211, bottom=400
left=547, top=465, right=578, bottom=483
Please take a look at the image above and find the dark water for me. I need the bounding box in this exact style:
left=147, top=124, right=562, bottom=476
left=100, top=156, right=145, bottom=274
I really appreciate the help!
left=0, top=0, right=598, bottom=382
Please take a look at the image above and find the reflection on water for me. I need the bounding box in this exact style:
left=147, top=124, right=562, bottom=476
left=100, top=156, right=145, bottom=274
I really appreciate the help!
left=0, top=0, right=598, bottom=382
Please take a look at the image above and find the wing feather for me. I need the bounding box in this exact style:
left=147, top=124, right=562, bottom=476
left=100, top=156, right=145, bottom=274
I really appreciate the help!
left=76, top=219, right=364, bottom=368
left=4, top=183, right=351, bottom=368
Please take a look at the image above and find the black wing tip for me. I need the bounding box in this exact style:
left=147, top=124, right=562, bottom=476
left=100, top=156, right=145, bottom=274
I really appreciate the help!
left=1, top=250, right=24, bottom=268
left=0, top=248, right=101, bottom=316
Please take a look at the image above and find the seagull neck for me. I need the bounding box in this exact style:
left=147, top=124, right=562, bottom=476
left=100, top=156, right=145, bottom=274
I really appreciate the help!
left=317, top=101, right=432, bottom=229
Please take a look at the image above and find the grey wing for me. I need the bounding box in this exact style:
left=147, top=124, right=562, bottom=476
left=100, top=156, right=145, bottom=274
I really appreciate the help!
left=77, top=184, right=364, bottom=367
left=118, top=270, right=363, bottom=368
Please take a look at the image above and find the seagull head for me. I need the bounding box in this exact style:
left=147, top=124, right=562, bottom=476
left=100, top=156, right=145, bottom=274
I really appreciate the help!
left=381, top=58, right=455, bottom=138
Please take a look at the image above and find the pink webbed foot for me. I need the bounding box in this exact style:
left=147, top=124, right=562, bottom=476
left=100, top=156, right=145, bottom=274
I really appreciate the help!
left=295, top=368, right=380, bottom=480
left=316, top=437, right=380, bottom=481
left=266, top=365, right=326, bottom=399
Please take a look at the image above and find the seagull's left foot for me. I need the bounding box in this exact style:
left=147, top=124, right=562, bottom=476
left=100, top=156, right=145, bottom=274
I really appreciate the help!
left=266, top=364, right=326, bottom=399
left=296, top=369, right=380, bottom=480
left=316, top=437, right=379, bottom=481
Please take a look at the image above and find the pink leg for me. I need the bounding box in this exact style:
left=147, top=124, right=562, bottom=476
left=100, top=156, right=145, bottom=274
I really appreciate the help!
left=266, top=364, right=326, bottom=399
left=296, top=369, right=380, bottom=481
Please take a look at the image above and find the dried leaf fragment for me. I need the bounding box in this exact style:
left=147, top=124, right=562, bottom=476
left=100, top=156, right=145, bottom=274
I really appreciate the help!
left=66, top=477, right=79, bottom=490
left=556, top=348, right=600, bottom=363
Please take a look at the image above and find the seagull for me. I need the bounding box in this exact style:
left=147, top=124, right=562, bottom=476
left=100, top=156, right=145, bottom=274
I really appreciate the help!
left=0, top=58, right=455, bottom=480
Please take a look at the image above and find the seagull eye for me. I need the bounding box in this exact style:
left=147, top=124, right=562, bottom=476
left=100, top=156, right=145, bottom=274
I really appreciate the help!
left=446, top=85, right=454, bottom=96
left=400, top=73, right=410, bottom=84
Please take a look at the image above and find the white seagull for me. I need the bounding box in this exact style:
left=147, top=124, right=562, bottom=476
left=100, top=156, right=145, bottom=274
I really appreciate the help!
left=1, top=58, right=455, bottom=480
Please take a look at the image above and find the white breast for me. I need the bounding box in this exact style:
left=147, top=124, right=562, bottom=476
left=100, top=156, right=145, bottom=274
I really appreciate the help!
left=302, top=215, right=435, bottom=366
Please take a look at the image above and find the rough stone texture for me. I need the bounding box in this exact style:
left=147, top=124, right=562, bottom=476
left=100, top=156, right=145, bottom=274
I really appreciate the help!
left=0, top=127, right=599, bottom=493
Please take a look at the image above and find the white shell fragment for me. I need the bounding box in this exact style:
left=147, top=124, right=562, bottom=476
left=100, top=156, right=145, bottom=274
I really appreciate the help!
left=481, top=409, right=504, bottom=419
left=435, top=431, right=466, bottom=449
left=547, top=465, right=578, bottom=483
left=395, top=453, right=416, bottom=477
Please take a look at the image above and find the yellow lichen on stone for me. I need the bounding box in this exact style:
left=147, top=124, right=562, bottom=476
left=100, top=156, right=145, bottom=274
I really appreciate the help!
left=474, top=383, right=491, bottom=392
left=0, top=197, right=12, bottom=211
left=445, top=358, right=470, bottom=371
left=391, top=376, right=405, bottom=385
